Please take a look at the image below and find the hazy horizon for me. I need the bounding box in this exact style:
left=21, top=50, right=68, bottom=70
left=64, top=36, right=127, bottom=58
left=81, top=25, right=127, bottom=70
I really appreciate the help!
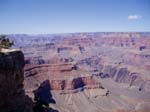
left=2, top=31, right=150, bottom=35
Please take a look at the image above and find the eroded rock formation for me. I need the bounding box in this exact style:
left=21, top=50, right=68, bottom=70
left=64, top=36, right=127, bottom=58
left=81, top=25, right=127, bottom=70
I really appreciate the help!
left=8, top=32, right=150, bottom=112
left=0, top=49, right=33, bottom=112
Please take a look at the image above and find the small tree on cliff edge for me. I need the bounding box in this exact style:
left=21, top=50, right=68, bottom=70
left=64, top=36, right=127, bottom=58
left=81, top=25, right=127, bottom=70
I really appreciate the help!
left=0, top=35, right=14, bottom=51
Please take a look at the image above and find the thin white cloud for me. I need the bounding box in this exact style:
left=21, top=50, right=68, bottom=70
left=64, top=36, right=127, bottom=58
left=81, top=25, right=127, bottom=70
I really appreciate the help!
left=128, top=15, right=142, bottom=20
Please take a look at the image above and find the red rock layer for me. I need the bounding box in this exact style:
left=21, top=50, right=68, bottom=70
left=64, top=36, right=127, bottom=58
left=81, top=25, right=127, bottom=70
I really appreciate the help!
left=50, top=76, right=100, bottom=90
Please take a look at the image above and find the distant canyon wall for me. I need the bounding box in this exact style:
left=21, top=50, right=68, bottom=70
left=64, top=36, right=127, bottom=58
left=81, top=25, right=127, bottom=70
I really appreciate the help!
left=7, top=32, right=150, bottom=94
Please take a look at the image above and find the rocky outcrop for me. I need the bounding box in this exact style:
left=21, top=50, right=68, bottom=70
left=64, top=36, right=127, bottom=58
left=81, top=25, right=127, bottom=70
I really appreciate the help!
left=102, top=66, right=150, bottom=91
left=50, top=76, right=101, bottom=93
left=0, top=49, right=33, bottom=112
left=24, top=62, right=103, bottom=94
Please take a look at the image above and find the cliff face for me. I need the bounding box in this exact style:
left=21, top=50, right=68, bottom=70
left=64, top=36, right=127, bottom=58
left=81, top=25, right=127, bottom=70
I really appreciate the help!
left=0, top=49, right=33, bottom=112
left=24, top=63, right=103, bottom=94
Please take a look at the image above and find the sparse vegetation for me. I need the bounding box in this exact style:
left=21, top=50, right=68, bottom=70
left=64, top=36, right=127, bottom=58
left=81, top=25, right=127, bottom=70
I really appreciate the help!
left=0, top=35, right=14, bottom=51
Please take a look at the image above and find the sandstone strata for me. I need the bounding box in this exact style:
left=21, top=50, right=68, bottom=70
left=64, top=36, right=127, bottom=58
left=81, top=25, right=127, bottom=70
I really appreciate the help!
left=8, top=32, right=150, bottom=112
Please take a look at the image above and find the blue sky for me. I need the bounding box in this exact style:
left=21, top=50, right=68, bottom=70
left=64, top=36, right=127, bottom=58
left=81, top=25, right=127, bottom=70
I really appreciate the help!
left=0, top=0, right=150, bottom=34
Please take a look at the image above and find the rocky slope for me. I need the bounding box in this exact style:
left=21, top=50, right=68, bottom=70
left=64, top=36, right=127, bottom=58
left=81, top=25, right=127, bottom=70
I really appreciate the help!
left=0, top=49, right=33, bottom=112
left=8, top=32, right=150, bottom=112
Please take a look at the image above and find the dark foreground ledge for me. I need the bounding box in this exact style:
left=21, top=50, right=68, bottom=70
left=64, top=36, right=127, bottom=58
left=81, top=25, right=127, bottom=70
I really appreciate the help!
left=0, top=49, right=33, bottom=112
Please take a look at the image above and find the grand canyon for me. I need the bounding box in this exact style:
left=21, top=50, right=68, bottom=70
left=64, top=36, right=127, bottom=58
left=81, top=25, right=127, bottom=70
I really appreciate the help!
left=1, top=32, right=149, bottom=112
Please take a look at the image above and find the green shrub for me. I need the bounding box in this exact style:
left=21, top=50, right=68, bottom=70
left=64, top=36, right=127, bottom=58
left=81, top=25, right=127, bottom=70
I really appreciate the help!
left=0, top=35, right=14, bottom=50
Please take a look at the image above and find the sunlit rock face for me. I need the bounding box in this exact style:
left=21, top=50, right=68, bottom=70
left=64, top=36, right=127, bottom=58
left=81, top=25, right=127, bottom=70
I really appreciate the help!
left=8, top=32, right=150, bottom=112
left=0, top=50, right=33, bottom=112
